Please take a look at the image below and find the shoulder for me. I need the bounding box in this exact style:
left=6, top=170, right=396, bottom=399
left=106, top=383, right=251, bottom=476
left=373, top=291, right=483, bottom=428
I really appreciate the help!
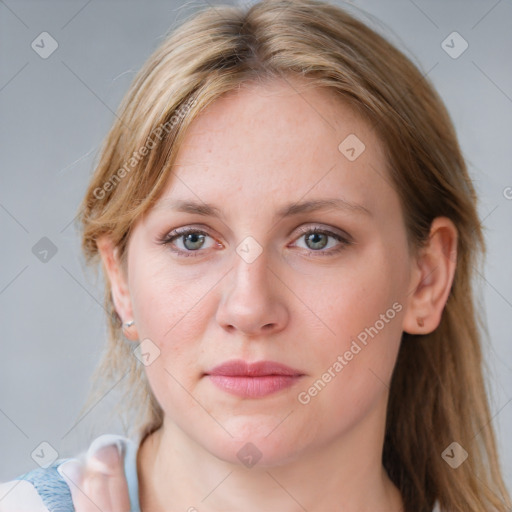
left=0, top=458, right=72, bottom=512
left=0, top=433, right=139, bottom=512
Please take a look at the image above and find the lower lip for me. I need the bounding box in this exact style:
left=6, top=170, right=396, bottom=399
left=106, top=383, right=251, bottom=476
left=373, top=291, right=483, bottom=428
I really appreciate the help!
left=206, top=375, right=302, bottom=398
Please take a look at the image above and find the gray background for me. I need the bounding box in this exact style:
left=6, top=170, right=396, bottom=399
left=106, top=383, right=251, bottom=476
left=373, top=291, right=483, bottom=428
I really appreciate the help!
left=1, top=0, right=511, bottom=496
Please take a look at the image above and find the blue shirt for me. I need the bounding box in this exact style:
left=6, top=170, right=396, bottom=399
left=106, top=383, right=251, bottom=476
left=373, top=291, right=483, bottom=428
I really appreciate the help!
left=0, top=434, right=141, bottom=511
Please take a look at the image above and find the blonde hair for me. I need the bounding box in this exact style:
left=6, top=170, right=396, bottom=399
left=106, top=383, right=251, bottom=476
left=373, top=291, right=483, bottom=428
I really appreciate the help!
left=77, top=1, right=511, bottom=510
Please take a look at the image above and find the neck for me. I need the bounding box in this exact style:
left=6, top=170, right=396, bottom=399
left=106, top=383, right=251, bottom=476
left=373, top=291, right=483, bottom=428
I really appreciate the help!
left=137, top=399, right=403, bottom=511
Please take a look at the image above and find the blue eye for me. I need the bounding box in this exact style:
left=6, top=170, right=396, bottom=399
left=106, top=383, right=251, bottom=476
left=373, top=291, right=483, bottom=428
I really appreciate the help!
left=159, top=226, right=351, bottom=258
left=292, top=227, right=351, bottom=256
left=160, top=228, right=217, bottom=257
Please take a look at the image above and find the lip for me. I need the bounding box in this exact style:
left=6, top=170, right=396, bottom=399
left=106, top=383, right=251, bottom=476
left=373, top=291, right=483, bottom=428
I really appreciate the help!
left=205, top=359, right=304, bottom=398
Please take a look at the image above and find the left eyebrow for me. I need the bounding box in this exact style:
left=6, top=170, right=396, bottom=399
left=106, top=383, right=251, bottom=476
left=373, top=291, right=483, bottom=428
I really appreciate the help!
left=156, top=197, right=372, bottom=219
left=275, top=198, right=372, bottom=219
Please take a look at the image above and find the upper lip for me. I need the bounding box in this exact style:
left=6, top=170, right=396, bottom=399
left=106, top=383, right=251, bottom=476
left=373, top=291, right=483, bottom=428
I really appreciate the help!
left=205, top=359, right=304, bottom=377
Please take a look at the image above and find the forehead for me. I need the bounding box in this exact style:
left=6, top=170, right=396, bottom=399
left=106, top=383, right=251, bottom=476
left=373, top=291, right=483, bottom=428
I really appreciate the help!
left=155, top=78, right=395, bottom=220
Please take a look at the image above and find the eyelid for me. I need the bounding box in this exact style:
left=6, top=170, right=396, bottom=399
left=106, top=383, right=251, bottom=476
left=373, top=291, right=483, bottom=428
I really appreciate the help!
left=161, top=223, right=351, bottom=242
left=292, top=224, right=352, bottom=242
left=159, top=226, right=221, bottom=254
left=159, top=223, right=352, bottom=257
left=288, top=225, right=352, bottom=256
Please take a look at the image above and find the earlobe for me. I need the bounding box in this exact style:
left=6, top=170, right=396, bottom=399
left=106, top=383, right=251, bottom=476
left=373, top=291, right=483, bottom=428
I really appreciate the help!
left=402, top=217, right=458, bottom=335
left=97, top=236, right=139, bottom=341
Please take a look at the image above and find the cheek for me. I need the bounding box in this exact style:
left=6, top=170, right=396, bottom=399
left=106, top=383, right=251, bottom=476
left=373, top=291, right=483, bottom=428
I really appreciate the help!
left=127, top=258, right=219, bottom=422
left=312, top=248, right=399, bottom=347
left=127, top=255, right=214, bottom=427
left=129, top=250, right=213, bottom=346
left=298, top=244, right=404, bottom=416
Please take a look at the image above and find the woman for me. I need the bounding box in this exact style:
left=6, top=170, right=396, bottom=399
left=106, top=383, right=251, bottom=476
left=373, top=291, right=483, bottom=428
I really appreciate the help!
left=1, top=0, right=509, bottom=510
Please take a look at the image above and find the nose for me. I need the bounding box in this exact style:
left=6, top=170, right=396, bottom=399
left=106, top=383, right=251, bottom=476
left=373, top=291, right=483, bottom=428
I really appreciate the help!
left=215, top=248, right=289, bottom=337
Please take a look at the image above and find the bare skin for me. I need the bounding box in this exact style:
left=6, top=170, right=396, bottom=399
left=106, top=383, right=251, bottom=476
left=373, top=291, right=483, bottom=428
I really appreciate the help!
left=67, top=77, right=457, bottom=511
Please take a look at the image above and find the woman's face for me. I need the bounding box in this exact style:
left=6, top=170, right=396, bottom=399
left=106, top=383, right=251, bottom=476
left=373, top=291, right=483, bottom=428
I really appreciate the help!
left=122, top=78, right=415, bottom=465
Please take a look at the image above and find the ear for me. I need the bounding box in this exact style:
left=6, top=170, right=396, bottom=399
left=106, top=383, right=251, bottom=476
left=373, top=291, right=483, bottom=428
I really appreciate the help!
left=97, top=235, right=139, bottom=341
left=402, top=217, right=458, bottom=335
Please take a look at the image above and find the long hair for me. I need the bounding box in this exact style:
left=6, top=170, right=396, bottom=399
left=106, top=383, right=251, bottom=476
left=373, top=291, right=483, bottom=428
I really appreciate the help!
left=77, top=1, right=511, bottom=510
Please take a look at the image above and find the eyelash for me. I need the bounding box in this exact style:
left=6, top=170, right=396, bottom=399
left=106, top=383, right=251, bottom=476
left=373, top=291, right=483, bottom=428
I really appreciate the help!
left=158, top=225, right=352, bottom=258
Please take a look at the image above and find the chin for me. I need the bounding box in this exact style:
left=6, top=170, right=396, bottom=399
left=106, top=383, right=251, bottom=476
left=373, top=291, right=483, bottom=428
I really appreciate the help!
left=200, top=425, right=307, bottom=469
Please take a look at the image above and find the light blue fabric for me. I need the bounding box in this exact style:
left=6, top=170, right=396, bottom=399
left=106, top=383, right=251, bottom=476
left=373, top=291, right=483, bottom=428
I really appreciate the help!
left=10, top=434, right=141, bottom=511
left=17, top=460, right=73, bottom=512
left=123, top=435, right=141, bottom=511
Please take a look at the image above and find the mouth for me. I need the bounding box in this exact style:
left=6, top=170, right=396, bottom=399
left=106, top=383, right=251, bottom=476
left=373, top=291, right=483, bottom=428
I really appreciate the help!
left=204, top=359, right=305, bottom=398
